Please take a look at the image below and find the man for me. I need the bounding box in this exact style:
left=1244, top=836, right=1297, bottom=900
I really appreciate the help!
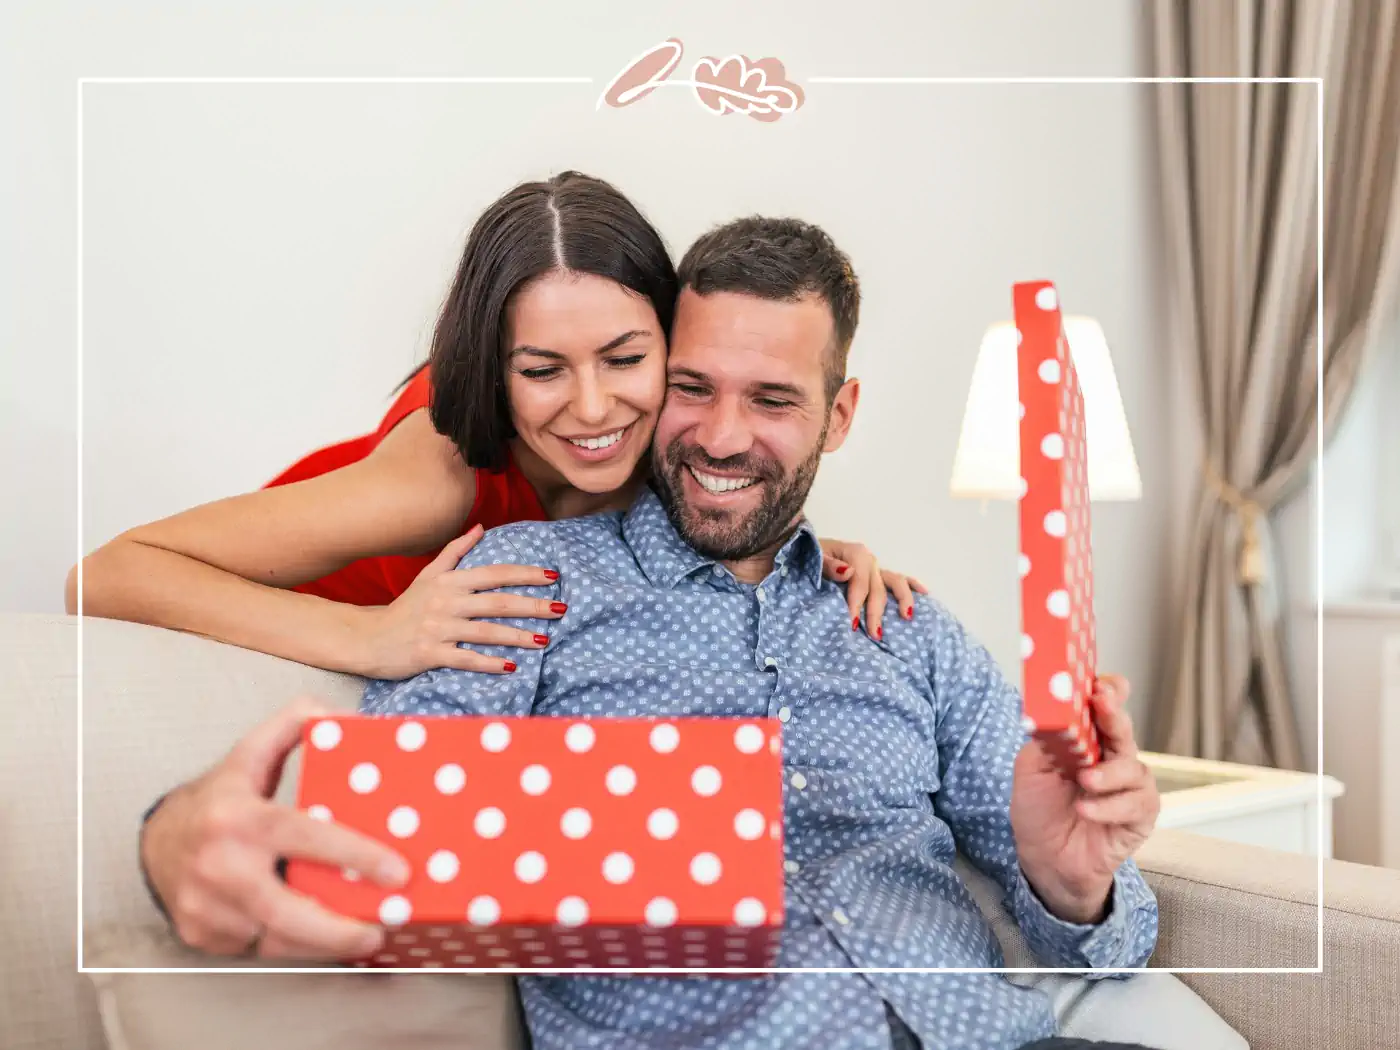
left=141, top=217, right=1161, bottom=1050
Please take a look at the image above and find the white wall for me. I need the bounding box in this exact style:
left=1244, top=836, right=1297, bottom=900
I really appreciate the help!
left=2, top=1, right=1172, bottom=712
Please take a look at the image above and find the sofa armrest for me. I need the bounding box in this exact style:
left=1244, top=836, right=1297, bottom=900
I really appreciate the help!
left=80, top=617, right=367, bottom=936
left=1135, top=829, right=1400, bottom=1049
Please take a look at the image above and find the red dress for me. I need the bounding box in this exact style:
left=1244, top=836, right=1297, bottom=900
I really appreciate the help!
left=262, top=366, right=546, bottom=606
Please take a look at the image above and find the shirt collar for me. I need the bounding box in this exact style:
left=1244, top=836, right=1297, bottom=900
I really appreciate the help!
left=624, top=485, right=827, bottom=591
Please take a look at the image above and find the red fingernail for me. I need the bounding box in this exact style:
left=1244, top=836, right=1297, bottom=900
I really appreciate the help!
left=503, top=661, right=517, bottom=672
left=551, top=602, right=568, bottom=614
left=876, top=626, right=883, bottom=640
left=852, top=617, right=860, bottom=631
left=533, top=634, right=549, bottom=646
left=904, top=606, right=913, bottom=619
left=543, top=570, right=559, bottom=581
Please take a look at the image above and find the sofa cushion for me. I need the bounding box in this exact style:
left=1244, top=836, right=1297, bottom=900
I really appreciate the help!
left=85, top=924, right=1246, bottom=1050
left=85, top=925, right=526, bottom=1050
left=1, top=614, right=103, bottom=1050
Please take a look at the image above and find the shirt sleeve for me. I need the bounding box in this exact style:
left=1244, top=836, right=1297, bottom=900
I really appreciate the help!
left=923, top=601, right=1159, bottom=971
left=360, top=526, right=563, bottom=719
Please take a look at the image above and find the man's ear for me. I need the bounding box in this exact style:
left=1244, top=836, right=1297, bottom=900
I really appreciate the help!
left=821, top=377, right=860, bottom=453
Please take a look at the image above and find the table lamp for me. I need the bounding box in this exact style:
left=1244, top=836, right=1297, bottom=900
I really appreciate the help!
left=950, top=316, right=1141, bottom=502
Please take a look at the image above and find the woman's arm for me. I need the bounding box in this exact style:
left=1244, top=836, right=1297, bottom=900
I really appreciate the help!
left=70, top=410, right=495, bottom=675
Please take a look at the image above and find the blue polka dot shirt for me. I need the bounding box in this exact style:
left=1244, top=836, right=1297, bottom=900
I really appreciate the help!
left=362, top=487, right=1159, bottom=1050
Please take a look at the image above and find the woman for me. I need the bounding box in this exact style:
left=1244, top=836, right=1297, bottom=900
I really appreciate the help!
left=71, top=171, right=922, bottom=680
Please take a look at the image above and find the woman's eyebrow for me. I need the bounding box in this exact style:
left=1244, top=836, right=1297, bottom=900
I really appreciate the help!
left=509, top=330, right=652, bottom=361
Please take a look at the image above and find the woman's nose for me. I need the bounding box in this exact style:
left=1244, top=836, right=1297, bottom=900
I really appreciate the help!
left=573, top=370, right=611, bottom=426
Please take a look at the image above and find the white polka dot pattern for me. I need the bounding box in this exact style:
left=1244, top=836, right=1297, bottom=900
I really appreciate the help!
left=426, top=849, right=459, bottom=883
left=348, top=762, right=380, bottom=794
left=564, top=722, right=595, bottom=753
left=1013, top=279, right=1102, bottom=771
left=434, top=762, right=466, bottom=795
left=285, top=705, right=785, bottom=972
left=288, top=488, right=1158, bottom=1048
left=309, top=719, right=342, bottom=751
left=395, top=720, right=427, bottom=752
left=646, top=808, right=678, bottom=840
left=560, top=807, right=592, bottom=839
left=386, top=805, right=419, bottom=838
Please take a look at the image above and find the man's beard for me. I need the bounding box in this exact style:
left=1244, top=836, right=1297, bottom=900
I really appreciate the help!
left=652, top=431, right=825, bottom=562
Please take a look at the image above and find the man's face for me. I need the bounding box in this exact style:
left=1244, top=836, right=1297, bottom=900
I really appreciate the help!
left=651, top=288, right=859, bottom=561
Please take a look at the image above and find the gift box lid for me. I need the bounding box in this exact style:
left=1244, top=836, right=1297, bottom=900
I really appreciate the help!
left=1014, top=280, right=1101, bottom=771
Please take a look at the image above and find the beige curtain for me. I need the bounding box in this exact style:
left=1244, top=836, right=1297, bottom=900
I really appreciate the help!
left=1150, top=0, right=1400, bottom=768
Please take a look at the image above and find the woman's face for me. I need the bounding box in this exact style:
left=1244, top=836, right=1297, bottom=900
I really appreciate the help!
left=504, top=270, right=667, bottom=494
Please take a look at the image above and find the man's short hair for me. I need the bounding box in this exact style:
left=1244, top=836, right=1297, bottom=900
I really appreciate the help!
left=675, top=217, right=860, bottom=403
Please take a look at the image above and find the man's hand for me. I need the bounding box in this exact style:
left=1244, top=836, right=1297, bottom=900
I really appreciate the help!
left=1009, top=674, right=1160, bottom=924
left=140, top=697, right=410, bottom=960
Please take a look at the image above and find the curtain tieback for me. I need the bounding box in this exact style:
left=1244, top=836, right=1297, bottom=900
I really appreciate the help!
left=1202, top=458, right=1267, bottom=586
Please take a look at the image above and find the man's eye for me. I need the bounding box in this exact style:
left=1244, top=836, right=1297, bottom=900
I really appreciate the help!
left=607, top=354, right=647, bottom=368
left=670, top=383, right=708, bottom=397
left=520, top=366, right=561, bottom=380
left=757, top=398, right=792, bottom=410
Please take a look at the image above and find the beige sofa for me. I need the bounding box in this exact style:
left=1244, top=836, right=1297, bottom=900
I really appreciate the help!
left=4, top=612, right=1399, bottom=1050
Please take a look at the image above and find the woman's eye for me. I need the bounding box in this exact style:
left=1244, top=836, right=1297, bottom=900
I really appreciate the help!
left=606, top=354, right=647, bottom=368
left=520, top=366, right=561, bottom=380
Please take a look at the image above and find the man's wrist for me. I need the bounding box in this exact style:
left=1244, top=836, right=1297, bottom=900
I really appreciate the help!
left=138, top=789, right=178, bottom=924
left=1020, top=863, right=1113, bottom=925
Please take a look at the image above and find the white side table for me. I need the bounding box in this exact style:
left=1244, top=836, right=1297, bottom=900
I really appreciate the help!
left=1141, top=752, right=1345, bottom=857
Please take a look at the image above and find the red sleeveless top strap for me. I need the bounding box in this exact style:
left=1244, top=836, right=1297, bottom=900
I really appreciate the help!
left=263, top=365, right=547, bottom=607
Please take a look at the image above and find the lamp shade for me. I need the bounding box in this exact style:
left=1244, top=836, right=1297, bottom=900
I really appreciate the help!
left=950, top=316, right=1141, bottom=501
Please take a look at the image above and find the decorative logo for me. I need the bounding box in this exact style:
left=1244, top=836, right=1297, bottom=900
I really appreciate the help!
left=600, top=39, right=804, bottom=123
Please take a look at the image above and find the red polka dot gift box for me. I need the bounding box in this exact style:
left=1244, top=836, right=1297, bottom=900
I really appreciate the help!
left=285, top=713, right=786, bottom=969
left=1014, top=280, right=1102, bottom=776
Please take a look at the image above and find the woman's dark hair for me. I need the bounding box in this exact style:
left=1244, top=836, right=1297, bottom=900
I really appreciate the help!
left=422, top=171, right=677, bottom=471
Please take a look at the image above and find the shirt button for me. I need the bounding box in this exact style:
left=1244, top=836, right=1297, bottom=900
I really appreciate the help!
left=781, top=566, right=789, bottom=578
left=832, top=907, right=851, bottom=926
left=763, top=656, right=778, bottom=670
left=777, top=706, right=791, bottom=723
left=711, top=565, right=724, bottom=577
left=756, top=587, right=767, bottom=603
left=790, top=772, right=807, bottom=790
left=783, top=859, right=800, bottom=874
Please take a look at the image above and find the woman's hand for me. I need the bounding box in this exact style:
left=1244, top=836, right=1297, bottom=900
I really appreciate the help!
left=355, top=525, right=565, bottom=679
left=818, top=538, right=928, bottom=641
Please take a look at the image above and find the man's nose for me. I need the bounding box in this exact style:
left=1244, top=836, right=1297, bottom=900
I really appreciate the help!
left=572, top=369, right=611, bottom=427
left=692, top=398, right=752, bottom=462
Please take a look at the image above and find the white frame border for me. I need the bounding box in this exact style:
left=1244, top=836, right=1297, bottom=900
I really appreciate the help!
left=73, top=72, right=1321, bottom=980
